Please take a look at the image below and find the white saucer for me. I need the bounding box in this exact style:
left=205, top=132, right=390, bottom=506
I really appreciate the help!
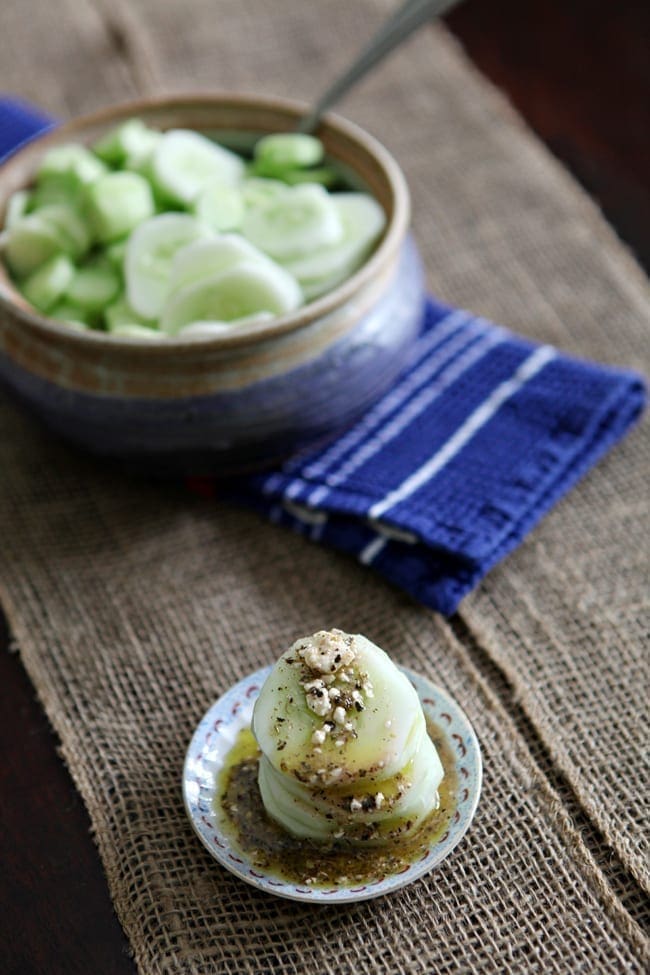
left=183, top=665, right=481, bottom=903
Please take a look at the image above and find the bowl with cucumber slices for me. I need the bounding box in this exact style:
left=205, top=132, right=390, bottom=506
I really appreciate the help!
left=0, top=94, right=424, bottom=474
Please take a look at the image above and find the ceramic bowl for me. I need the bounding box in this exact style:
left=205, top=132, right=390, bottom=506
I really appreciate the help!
left=0, top=94, right=425, bottom=475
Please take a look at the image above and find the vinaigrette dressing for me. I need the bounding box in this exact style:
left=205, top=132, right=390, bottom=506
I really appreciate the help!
left=215, top=719, right=457, bottom=889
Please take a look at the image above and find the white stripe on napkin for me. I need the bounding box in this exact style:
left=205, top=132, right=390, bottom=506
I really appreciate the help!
left=360, top=344, right=556, bottom=564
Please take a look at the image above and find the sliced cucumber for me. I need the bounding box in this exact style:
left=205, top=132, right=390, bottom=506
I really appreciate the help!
left=4, top=190, right=31, bottom=229
left=36, top=143, right=107, bottom=192
left=67, top=263, right=121, bottom=313
left=85, top=172, right=155, bottom=244
left=104, top=293, right=156, bottom=332
left=36, top=204, right=91, bottom=261
left=161, top=261, right=302, bottom=334
left=93, top=118, right=161, bottom=168
left=53, top=318, right=90, bottom=333
left=253, top=133, right=323, bottom=176
left=2, top=126, right=384, bottom=331
left=125, top=213, right=212, bottom=318
left=168, top=234, right=270, bottom=294
left=29, top=181, right=79, bottom=212
left=193, top=182, right=244, bottom=232
left=21, top=253, right=75, bottom=313
left=242, top=183, right=343, bottom=260
left=300, top=270, right=352, bottom=302
left=179, top=312, right=273, bottom=338
left=3, top=213, right=69, bottom=276
left=110, top=323, right=165, bottom=340
left=49, top=300, right=92, bottom=326
left=241, top=177, right=287, bottom=209
left=281, top=192, right=385, bottom=299
left=105, top=239, right=127, bottom=272
left=280, top=166, right=339, bottom=189
left=150, top=129, right=245, bottom=206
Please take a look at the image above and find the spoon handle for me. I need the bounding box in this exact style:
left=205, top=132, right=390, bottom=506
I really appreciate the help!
left=298, top=0, right=463, bottom=134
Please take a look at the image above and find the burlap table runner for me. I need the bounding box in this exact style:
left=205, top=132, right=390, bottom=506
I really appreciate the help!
left=1, top=1, right=648, bottom=972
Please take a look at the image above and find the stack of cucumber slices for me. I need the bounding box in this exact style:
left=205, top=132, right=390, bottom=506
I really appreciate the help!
left=0, top=122, right=386, bottom=339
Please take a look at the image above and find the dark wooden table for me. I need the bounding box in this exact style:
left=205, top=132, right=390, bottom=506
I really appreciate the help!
left=1, top=3, right=648, bottom=973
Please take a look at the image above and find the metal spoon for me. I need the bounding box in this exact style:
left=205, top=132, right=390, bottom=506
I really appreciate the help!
left=298, top=0, right=464, bottom=134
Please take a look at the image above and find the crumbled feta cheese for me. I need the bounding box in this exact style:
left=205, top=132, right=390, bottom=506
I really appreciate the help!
left=305, top=691, right=332, bottom=717
left=333, top=706, right=346, bottom=725
left=302, top=678, right=335, bottom=717
left=350, top=798, right=363, bottom=812
left=292, top=629, right=356, bottom=675
left=335, top=739, right=345, bottom=747
left=311, top=728, right=327, bottom=745
left=375, top=792, right=385, bottom=809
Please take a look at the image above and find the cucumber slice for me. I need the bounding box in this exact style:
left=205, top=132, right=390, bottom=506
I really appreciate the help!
left=104, top=293, right=155, bottom=332
left=241, top=183, right=343, bottom=260
left=110, top=324, right=165, bottom=340
left=54, top=318, right=90, bottom=333
left=281, top=192, right=386, bottom=298
left=85, top=172, right=155, bottom=244
left=301, top=270, right=352, bottom=302
left=36, top=143, right=107, bottom=192
left=29, top=181, right=79, bottom=211
left=3, top=213, right=68, bottom=277
left=193, top=182, right=244, bottom=232
left=4, top=190, right=31, bottom=229
left=67, top=263, right=121, bottom=313
left=49, top=300, right=92, bottom=326
left=151, top=129, right=245, bottom=206
left=125, top=213, right=212, bottom=319
left=168, top=234, right=270, bottom=294
left=36, top=204, right=91, bottom=261
left=280, top=166, right=339, bottom=189
left=178, top=312, right=273, bottom=338
left=241, top=178, right=287, bottom=209
left=93, top=118, right=161, bottom=168
left=21, top=253, right=75, bottom=312
left=105, top=239, right=127, bottom=272
left=161, top=261, right=302, bottom=334
left=253, top=631, right=428, bottom=785
left=253, top=133, right=323, bottom=176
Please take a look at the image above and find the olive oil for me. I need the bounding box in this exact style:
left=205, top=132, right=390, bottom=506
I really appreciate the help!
left=216, top=721, right=457, bottom=889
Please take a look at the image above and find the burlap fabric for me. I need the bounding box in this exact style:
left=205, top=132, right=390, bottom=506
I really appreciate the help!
left=1, top=1, right=648, bottom=972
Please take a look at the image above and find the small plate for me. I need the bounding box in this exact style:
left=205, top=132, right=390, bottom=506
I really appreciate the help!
left=183, top=665, right=482, bottom=903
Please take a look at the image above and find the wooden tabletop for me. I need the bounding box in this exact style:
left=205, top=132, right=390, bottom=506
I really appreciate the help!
left=1, top=3, right=647, bottom=973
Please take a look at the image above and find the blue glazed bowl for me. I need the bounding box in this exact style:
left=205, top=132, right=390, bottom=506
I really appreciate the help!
left=0, top=95, right=425, bottom=475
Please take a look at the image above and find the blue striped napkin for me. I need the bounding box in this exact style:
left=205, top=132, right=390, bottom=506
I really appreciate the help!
left=0, top=95, right=53, bottom=162
left=236, top=299, right=645, bottom=613
left=1, top=97, right=646, bottom=615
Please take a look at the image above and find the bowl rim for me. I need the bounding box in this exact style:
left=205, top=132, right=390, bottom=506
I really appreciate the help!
left=0, top=92, right=410, bottom=353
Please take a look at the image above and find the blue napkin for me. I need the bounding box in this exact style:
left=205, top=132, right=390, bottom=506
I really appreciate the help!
left=0, top=96, right=54, bottom=162
left=1, top=97, right=646, bottom=615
